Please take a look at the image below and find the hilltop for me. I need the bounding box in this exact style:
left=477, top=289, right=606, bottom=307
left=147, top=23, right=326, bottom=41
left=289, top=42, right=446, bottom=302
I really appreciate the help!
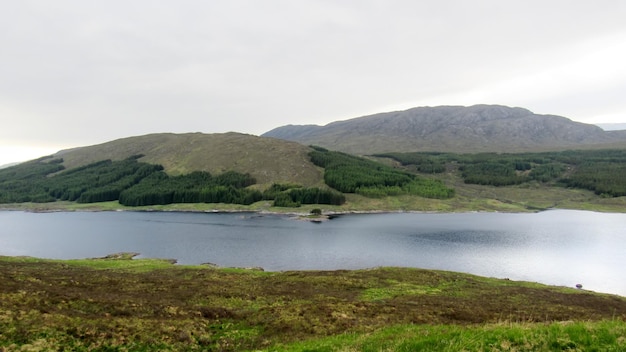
left=53, top=132, right=324, bottom=187
left=263, top=104, right=626, bottom=154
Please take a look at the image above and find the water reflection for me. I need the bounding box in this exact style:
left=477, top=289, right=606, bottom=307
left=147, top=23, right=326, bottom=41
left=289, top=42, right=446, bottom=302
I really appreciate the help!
left=0, top=209, right=624, bottom=296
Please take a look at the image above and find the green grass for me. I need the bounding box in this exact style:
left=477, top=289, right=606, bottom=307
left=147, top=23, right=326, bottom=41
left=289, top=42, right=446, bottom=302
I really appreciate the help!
left=360, top=280, right=443, bottom=301
left=56, top=132, right=326, bottom=187
left=276, top=320, right=626, bottom=351
left=1, top=256, right=625, bottom=351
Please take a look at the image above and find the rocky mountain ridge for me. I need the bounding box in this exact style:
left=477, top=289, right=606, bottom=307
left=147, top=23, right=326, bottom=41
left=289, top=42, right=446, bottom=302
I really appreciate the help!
left=263, top=105, right=624, bottom=154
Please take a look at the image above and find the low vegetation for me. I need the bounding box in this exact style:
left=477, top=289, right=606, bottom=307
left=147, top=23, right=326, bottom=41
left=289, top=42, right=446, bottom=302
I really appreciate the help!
left=376, top=149, right=626, bottom=197
left=1, top=255, right=625, bottom=351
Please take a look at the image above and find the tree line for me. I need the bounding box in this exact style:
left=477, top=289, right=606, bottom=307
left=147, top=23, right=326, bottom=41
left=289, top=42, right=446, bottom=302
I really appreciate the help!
left=0, top=156, right=162, bottom=204
left=377, top=149, right=626, bottom=196
left=261, top=183, right=345, bottom=207
left=0, top=156, right=346, bottom=207
left=117, top=170, right=261, bottom=206
left=310, top=147, right=455, bottom=199
left=0, top=156, right=66, bottom=203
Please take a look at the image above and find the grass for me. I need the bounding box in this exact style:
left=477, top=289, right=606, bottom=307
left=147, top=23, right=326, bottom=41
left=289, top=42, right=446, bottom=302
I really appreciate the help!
left=278, top=320, right=626, bottom=351
left=360, top=280, right=443, bottom=301
left=56, top=132, right=326, bottom=187
left=1, top=255, right=625, bottom=351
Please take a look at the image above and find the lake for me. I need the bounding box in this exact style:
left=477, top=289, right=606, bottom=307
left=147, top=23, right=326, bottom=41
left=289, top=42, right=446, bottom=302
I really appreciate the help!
left=1, top=209, right=625, bottom=297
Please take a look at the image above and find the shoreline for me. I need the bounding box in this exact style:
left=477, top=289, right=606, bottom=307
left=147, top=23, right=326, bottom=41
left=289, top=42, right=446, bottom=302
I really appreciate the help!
left=0, top=202, right=620, bottom=216
left=2, top=185, right=626, bottom=215
left=0, top=203, right=546, bottom=219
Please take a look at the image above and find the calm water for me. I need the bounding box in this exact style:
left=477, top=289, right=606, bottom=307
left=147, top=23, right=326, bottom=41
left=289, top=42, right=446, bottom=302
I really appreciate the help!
left=1, top=210, right=625, bottom=296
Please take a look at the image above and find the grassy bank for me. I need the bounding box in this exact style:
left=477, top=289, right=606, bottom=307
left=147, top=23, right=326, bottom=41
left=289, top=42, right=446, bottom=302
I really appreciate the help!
left=1, top=255, right=625, bottom=351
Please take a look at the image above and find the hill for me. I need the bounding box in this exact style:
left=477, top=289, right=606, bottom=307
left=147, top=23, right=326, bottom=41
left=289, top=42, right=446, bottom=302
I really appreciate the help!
left=263, top=104, right=626, bottom=154
left=2, top=133, right=626, bottom=212
left=2, top=255, right=625, bottom=350
left=53, top=132, right=324, bottom=187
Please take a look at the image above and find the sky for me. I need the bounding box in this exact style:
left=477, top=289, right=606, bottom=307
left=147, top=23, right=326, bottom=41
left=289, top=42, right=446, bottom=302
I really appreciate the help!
left=2, top=1, right=626, bottom=166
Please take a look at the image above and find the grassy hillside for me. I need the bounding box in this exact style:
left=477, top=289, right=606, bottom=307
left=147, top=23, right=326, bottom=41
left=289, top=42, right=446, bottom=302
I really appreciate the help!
left=55, top=132, right=324, bottom=187
left=0, top=150, right=626, bottom=213
left=2, top=132, right=626, bottom=213
left=1, top=255, right=625, bottom=351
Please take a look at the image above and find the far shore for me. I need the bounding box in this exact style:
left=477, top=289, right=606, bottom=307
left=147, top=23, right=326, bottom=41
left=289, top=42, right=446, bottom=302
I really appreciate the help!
left=1, top=198, right=625, bottom=215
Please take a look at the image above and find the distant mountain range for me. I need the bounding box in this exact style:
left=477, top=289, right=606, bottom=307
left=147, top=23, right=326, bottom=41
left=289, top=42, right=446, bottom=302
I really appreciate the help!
left=263, top=105, right=626, bottom=154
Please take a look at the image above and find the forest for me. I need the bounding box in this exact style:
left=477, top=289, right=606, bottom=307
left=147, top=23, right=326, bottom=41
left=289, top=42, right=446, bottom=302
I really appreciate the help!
left=0, top=156, right=162, bottom=204
left=0, top=156, right=344, bottom=207
left=309, top=147, right=455, bottom=199
left=376, top=149, right=626, bottom=197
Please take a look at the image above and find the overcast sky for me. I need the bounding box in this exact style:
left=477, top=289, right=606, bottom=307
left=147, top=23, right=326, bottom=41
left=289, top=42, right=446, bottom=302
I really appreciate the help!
left=2, top=1, right=626, bottom=165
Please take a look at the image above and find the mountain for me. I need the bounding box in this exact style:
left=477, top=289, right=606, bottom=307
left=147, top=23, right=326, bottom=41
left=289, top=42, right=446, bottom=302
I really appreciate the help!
left=263, top=105, right=626, bottom=154
left=53, top=132, right=324, bottom=187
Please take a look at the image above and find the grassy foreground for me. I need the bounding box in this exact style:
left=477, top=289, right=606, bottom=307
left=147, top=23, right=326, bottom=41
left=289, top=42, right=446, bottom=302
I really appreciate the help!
left=1, top=255, right=625, bottom=351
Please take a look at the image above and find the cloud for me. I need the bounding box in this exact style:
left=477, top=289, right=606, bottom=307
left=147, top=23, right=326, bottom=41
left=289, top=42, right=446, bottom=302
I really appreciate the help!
left=1, top=0, right=626, bottom=164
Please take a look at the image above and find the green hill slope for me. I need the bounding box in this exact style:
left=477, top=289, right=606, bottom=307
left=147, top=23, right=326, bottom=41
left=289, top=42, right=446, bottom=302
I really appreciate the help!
left=54, top=132, right=324, bottom=187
